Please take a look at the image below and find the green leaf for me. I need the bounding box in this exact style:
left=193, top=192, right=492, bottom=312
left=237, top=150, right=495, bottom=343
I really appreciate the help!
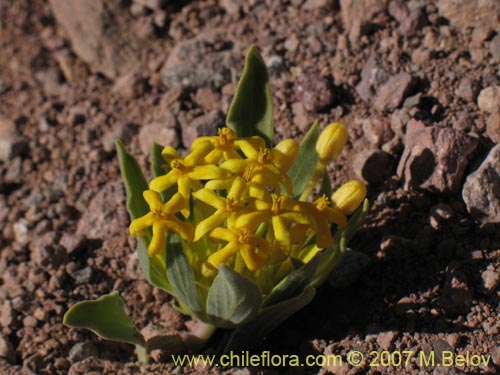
left=115, top=140, right=149, bottom=222
left=137, top=237, right=172, bottom=293
left=343, top=198, right=370, bottom=242
left=227, top=45, right=274, bottom=146
left=206, top=265, right=262, bottom=328
left=225, top=286, right=315, bottom=352
left=64, top=292, right=144, bottom=346
left=151, top=142, right=177, bottom=202
left=166, top=234, right=203, bottom=317
left=264, top=256, right=320, bottom=307
left=288, top=120, right=319, bottom=197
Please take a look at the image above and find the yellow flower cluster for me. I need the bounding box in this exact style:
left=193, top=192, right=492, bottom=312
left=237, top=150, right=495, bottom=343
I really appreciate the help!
left=130, top=126, right=366, bottom=276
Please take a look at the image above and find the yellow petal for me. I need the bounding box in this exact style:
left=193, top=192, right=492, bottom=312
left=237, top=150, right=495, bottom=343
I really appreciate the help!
left=149, top=170, right=180, bottom=192
left=165, top=218, right=194, bottom=242
left=143, top=190, right=163, bottom=210
left=189, top=165, right=231, bottom=180
left=192, top=189, right=225, bottom=210
left=235, top=211, right=269, bottom=229
left=272, top=215, right=290, bottom=246
left=209, top=227, right=234, bottom=242
left=326, top=207, right=348, bottom=229
left=207, top=242, right=239, bottom=268
left=235, top=139, right=259, bottom=160
left=148, top=221, right=167, bottom=256
left=220, top=159, right=247, bottom=174
left=185, top=141, right=213, bottom=165
left=315, top=219, right=333, bottom=249
left=205, top=178, right=233, bottom=190
left=164, top=192, right=189, bottom=214
left=129, top=213, right=155, bottom=236
left=177, top=176, right=191, bottom=199
left=194, top=210, right=226, bottom=241
left=161, top=146, right=180, bottom=163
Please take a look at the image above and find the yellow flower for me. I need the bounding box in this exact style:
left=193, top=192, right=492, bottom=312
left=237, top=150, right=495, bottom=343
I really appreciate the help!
left=130, top=191, right=194, bottom=256
left=192, top=127, right=265, bottom=164
left=331, top=180, right=367, bottom=215
left=149, top=142, right=231, bottom=217
left=316, top=122, right=347, bottom=162
left=302, top=195, right=347, bottom=249
left=192, top=179, right=253, bottom=241
left=235, top=194, right=312, bottom=248
left=205, top=227, right=270, bottom=272
left=218, top=143, right=294, bottom=197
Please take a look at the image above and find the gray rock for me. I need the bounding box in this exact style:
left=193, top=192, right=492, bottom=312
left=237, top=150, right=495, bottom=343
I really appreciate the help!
left=399, top=6, right=426, bottom=36
left=30, top=231, right=67, bottom=268
left=462, top=144, right=500, bottom=224
left=373, top=72, right=414, bottom=112
left=490, top=34, right=500, bottom=61
left=180, top=110, right=225, bottom=149
left=0, top=116, right=29, bottom=162
left=69, top=267, right=93, bottom=284
left=0, top=334, right=16, bottom=364
left=455, top=78, right=479, bottom=102
left=328, top=249, right=371, bottom=289
left=397, top=120, right=478, bottom=193
left=478, top=86, right=500, bottom=113
left=103, top=123, right=139, bottom=152
left=68, top=341, right=99, bottom=362
left=340, top=0, right=389, bottom=44
left=356, top=53, right=390, bottom=102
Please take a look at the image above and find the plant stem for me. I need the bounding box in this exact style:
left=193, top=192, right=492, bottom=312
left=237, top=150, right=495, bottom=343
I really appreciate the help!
left=299, top=161, right=326, bottom=201
left=135, top=344, right=149, bottom=364
left=181, top=321, right=217, bottom=352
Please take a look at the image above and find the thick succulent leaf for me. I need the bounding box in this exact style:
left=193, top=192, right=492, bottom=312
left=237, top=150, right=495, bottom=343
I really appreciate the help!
left=227, top=45, right=274, bottom=146
left=166, top=234, right=203, bottom=318
left=151, top=142, right=177, bottom=202
left=115, top=140, right=149, bottom=222
left=64, top=292, right=144, bottom=346
left=264, top=256, right=320, bottom=307
left=206, top=265, right=262, bottom=328
left=225, top=286, right=315, bottom=352
left=287, top=120, right=319, bottom=197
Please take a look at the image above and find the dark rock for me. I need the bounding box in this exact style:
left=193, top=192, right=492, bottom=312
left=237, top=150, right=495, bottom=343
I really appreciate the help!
left=60, top=233, right=88, bottom=256
left=295, top=75, right=335, bottom=112
left=438, top=265, right=472, bottom=315
left=30, top=232, right=67, bottom=268
left=455, top=78, right=479, bottom=102
left=486, top=112, right=500, bottom=143
left=462, top=144, right=500, bottom=224
left=0, top=334, right=16, bottom=364
left=373, top=73, right=414, bottom=112
left=397, top=120, right=478, bottom=193
left=180, top=110, right=225, bottom=149
left=355, top=53, right=390, bottom=102
left=478, top=86, right=500, bottom=113
left=68, top=341, right=99, bottom=362
left=0, top=301, right=15, bottom=328
left=328, top=249, right=371, bottom=289
left=48, top=0, right=141, bottom=79
left=353, top=149, right=391, bottom=185
left=0, top=116, right=29, bottom=162
left=481, top=269, right=500, bottom=294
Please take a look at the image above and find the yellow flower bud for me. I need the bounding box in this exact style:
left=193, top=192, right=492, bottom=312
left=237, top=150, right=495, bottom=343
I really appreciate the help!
left=331, top=180, right=366, bottom=215
left=272, top=139, right=299, bottom=171
left=315, top=122, right=347, bottom=162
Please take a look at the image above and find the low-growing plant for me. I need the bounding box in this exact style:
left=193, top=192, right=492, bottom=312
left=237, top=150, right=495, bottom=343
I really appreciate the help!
left=64, top=46, right=369, bottom=363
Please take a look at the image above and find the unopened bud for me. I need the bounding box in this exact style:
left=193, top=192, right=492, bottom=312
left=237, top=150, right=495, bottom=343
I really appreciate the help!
left=273, top=139, right=299, bottom=171
left=331, top=180, right=366, bottom=215
left=315, top=122, right=347, bottom=162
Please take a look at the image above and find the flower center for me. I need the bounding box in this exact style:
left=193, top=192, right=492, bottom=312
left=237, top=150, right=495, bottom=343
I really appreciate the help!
left=257, top=148, right=272, bottom=165
left=242, top=166, right=255, bottom=182
left=237, top=228, right=250, bottom=244
left=171, top=160, right=188, bottom=173
left=218, top=128, right=235, bottom=146
left=316, top=195, right=329, bottom=211
left=271, top=195, right=285, bottom=214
